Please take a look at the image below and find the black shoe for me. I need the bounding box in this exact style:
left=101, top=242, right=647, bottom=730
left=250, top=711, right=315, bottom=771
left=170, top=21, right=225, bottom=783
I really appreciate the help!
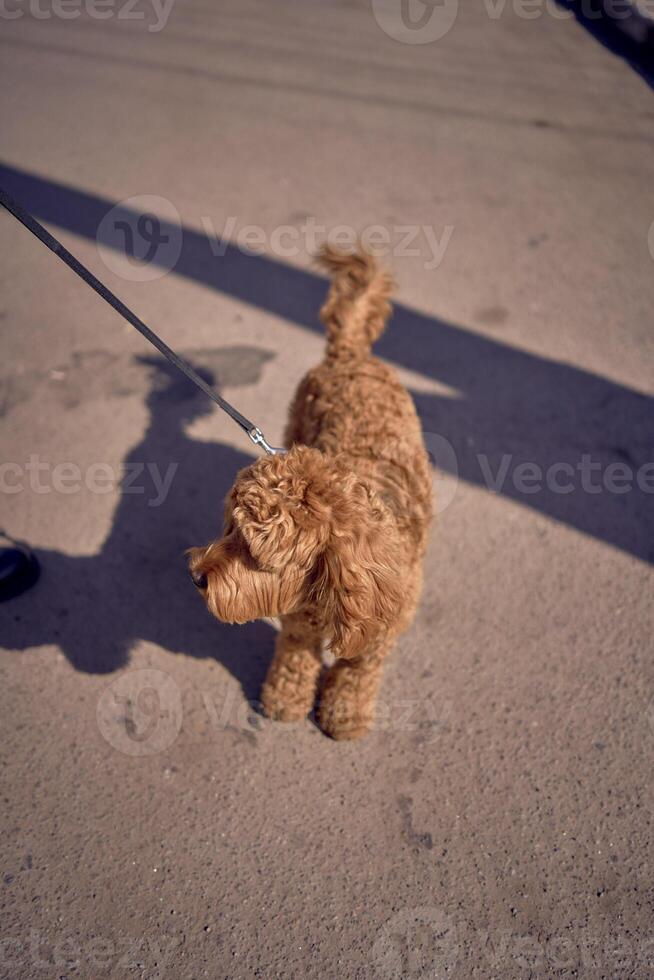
left=0, top=535, right=40, bottom=602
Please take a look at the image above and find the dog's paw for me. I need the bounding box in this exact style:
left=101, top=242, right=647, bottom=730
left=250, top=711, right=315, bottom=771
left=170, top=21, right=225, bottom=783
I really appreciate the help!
left=317, top=701, right=373, bottom=740
left=260, top=684, right=313, bottom=723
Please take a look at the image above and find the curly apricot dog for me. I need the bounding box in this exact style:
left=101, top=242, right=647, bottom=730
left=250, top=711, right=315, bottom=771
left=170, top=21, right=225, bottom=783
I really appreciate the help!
left=188, top=245, right=432, bottom=739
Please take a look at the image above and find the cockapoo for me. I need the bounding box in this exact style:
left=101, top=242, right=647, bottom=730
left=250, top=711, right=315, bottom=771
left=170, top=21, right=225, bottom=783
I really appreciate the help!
left=188, top=245, right=432, bottom=739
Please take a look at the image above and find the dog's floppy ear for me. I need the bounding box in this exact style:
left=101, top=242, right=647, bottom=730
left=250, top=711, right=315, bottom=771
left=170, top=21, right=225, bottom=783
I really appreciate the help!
left=231, top=480, right=298, bottom=569
left=229, top=451, right=331, bottom=570
left=311, top=485, right=403, bottom=659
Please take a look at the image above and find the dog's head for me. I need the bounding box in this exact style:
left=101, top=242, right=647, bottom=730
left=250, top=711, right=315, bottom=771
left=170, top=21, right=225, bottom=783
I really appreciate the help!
left=187, top=445, right=403, bottom=658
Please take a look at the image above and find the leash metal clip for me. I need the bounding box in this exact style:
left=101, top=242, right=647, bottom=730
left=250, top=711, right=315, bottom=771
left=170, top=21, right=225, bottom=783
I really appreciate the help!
left=248, top=427, right=287, bottom=456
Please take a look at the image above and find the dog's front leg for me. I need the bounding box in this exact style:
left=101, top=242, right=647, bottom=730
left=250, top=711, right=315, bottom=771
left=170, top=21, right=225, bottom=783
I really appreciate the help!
left=261, top=613, right=322, bottom=723
left=318, top=644, right=390, bottom=740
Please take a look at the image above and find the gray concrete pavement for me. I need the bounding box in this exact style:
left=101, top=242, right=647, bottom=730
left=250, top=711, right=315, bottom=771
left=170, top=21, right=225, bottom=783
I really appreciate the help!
left=1, top=1, right=653, bottom=978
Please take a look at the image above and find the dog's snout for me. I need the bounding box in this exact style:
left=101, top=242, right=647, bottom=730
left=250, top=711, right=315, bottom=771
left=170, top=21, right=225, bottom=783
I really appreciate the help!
left=190, top=569, right=208, bottom=590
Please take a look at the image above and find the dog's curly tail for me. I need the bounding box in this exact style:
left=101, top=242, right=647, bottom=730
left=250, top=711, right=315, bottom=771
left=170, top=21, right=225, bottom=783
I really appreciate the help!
left=317, top=243, right=394, bottom=357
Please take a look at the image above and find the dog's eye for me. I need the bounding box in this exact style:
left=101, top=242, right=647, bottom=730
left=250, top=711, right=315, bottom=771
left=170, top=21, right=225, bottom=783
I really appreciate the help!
left=191, top=570, right=208, bottom=590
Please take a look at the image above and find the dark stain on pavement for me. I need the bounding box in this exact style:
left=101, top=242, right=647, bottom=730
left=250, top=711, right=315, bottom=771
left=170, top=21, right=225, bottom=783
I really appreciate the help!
left=475, top=305, right=508, bottom=328
left=0, top=346, right=274, bottom=417
left=398, top=794, right=433, bottom=851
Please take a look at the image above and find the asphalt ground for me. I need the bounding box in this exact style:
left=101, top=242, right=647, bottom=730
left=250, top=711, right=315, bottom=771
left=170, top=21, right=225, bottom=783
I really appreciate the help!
left=1, top=1, right=653, bottom=977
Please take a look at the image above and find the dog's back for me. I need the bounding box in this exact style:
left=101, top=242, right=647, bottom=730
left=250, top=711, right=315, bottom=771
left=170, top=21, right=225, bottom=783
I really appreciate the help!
left=285, top=245, right=433, bottom=560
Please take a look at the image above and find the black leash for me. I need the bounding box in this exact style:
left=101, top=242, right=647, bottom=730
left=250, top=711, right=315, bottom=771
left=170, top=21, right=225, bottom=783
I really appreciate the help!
left=0, top=186, right=285, bottom=456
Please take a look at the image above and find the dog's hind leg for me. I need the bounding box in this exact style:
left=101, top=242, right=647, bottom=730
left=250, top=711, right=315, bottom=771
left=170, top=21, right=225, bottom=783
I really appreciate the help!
left=261, top=612, right=323, bottom=723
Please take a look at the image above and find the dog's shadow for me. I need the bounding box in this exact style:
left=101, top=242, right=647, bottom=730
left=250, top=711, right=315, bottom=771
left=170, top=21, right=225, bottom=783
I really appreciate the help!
left=2, top=347, right=277, bottom=700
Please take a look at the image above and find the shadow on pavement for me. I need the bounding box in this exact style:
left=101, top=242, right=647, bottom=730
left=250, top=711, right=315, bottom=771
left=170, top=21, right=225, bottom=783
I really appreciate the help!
left=555, top=0, right=654, bottom=90
left=0, top=161, right=652, bottom=632
left=2, top=350, right=277, bottom=691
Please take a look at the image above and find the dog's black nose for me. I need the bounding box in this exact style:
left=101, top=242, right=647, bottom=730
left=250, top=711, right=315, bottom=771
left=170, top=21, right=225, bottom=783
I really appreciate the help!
left=190, top=569, right=208, bottom=590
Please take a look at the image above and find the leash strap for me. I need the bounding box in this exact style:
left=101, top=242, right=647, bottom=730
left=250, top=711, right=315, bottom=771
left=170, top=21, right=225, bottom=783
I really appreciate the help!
left=0, top=186, right=285, bottom=456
